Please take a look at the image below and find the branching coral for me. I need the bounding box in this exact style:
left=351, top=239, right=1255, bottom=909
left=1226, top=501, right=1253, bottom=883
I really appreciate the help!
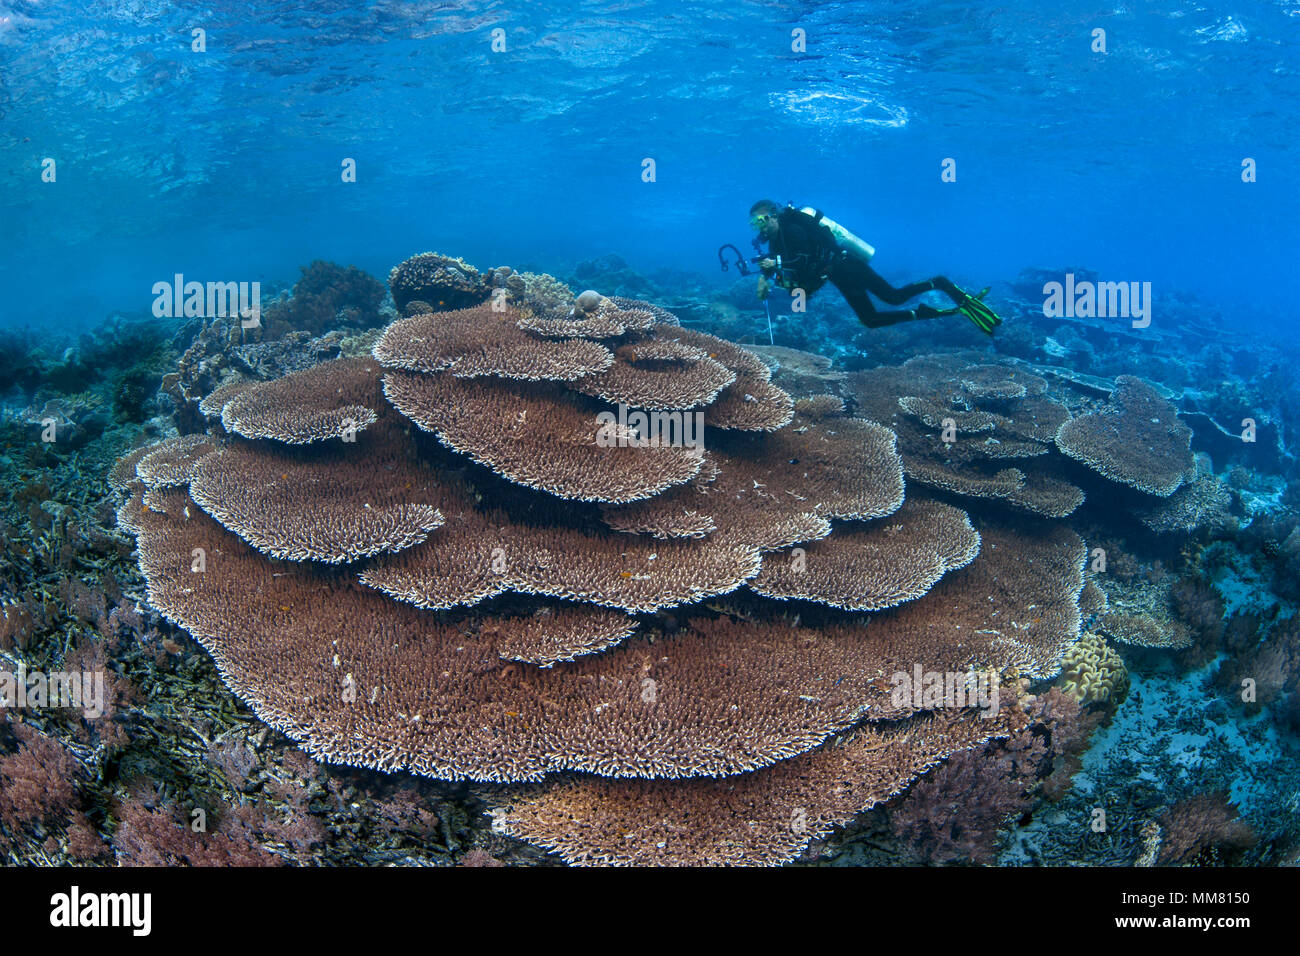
left=1139, top=474, right=1235, bottom=534
left=1157, top=792, right=1257, bottom=864
left=261, top=260, right=385, bottom=340
left=1098, top=610, right=1192, bottom=650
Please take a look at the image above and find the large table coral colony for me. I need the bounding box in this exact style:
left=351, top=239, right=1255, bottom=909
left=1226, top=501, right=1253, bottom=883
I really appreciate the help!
left=110, top=253, right=1198, bottom=866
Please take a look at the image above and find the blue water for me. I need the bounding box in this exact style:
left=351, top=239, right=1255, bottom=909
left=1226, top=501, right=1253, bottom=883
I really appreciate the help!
left=2, top=0, right=1298, bottom=334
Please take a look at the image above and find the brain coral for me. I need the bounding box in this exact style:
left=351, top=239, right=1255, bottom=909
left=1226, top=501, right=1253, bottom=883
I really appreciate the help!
left=112, top=257, right=1093, bottom=866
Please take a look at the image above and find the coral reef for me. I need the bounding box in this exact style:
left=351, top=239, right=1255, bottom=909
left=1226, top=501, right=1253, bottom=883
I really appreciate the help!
left=108, top=263, right=1102, bottom=865
left=1056, top=375, right=1196, bottom=496
left=388, top=252, right=489, bottom=312
left=748, top=344, right=848, bottom=400
left=887, top=687, right=1103, bottom=863
left=1214, top=616, right=1300, bottom=725
left=260, top=260, right=386, bottom=340
left=845, top=355, right=1083, bottom=517
left=1157, top=791, right=1258, bottom=865
left=5, top=250, right=1296, bottom=868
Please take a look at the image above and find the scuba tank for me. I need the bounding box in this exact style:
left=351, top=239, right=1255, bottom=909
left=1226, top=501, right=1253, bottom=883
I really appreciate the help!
left=799, top=206, right=876, bottom=261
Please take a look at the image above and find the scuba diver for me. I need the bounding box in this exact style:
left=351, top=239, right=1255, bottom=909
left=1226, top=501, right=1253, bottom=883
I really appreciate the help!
left=748, top=199, right=1002, bottom=335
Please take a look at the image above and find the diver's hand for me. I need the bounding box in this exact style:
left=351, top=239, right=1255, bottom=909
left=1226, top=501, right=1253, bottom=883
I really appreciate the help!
left=759, top=258, right=776, bottom=271
left=757, top=276, right=770, bottom=300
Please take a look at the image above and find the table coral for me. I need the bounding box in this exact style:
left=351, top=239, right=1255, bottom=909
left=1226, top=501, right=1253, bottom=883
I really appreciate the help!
left=109, top=259, right=1099, bottom=865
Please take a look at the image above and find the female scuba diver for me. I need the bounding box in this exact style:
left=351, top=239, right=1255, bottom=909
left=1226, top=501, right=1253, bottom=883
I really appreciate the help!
left=749, top=199, right=1002, bottom=335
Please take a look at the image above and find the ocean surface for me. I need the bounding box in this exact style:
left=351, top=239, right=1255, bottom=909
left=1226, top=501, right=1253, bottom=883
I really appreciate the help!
left=2, top=0, right=1298, bottom=333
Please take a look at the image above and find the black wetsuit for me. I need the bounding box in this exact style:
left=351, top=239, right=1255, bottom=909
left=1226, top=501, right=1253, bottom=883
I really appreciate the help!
left=762, top=206, right=964, bottom=327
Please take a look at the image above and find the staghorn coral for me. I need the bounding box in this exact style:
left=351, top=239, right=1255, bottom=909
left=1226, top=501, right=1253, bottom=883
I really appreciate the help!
left=109, top=258, right=1098, bottom=865
left=1055, top=375, right=1196, bottom=496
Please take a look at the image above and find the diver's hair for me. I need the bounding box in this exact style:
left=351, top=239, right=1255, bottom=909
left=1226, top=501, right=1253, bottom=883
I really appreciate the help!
left=749, top=199, right=781, bottom=217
